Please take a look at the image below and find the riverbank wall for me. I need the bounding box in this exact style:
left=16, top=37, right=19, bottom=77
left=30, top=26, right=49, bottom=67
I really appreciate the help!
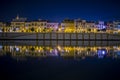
left=0, top=32, right=120, bottom=40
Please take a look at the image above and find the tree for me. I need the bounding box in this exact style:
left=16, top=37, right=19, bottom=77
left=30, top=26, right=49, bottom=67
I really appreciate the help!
left=31, top=47, right=35, bottom=51
left=31, top=27, right=34, bottom=32
left=2, top=28, right=4, bottom=32
left=13, top=28, right=16, bottom=32
left=87, top=28, right=91, bottom=32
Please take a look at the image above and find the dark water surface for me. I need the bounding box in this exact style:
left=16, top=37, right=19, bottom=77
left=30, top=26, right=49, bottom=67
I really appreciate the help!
left=0, top=41, right=120, bottom=80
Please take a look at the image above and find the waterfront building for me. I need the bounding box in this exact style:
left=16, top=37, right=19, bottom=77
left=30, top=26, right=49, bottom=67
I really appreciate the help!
left=74, top=19, right=96, bottom=33
left=29, top=19, right=47, bottom=32
left=11, top=15, right=27, bottom=32
left=0, top=22, right=6, bottom=27
left=0, top=16, right=120, bottom=34
left=113, top=21, right=120, bottom=29
left=106, top=21, right=114, bottom=33
left=0, top=22, right=3, bottom=32
left=61, top=19, right=75, bottom=32
left=113, top=21, right=120, bottom=33
left=74, top=19, right=84, bottom=32
left=0, top=22, right=6, bottom=32
left=85, top=21, right=96, bottom=33
left=95, top=21, right=107, bottom=32
left=25, top=21, right=31, bottom=32
left=46, top=22, right=59, bottom=32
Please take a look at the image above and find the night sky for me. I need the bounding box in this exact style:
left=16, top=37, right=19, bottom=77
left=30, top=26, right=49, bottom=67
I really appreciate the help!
left=0, top=0, right=120, bottom=22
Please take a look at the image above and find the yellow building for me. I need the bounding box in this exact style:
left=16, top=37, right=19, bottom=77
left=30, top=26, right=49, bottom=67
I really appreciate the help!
left=61, top=19, right=75, bottom=33
left=29, top=19, right=47, bottom=32
left=85, top=21, right=96, bottom=33
left=0, top=22, right=4, bottom=32
left=11, top=15, right=47, bottom=32
left=75, top=19, right=96, bottom=33
left=0, top=22, right=6, bottom=32
left=11, top=15, right=27, bottom=32
left=74, top=19, right=86, bottom=32
left=24, top=22, right=31, bottom=32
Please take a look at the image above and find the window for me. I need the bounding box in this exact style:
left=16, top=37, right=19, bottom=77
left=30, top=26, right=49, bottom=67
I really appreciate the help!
left=35, top=23, right=37, bottom=26
left=41, top=23, right=43, bottom=26
left=32, top=23, right=34, bottom=26
left=44, top=23, right=46, bottom=26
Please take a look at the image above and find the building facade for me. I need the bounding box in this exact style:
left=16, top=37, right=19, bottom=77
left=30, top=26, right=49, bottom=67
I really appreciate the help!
left=0, top=16, right=120, bottom=34
left=11, top=15, right=27, bottom=32
left=46, top=22, right=59, bottom=32
left=29, top=20, right=47, bottom=32
left=0, top=22, right=6, bottom=32
left=61, top=19, right=75, bottom=32
left=113, top=21, right=120, bottom=33
left=95, top=21, right=107, bottom=32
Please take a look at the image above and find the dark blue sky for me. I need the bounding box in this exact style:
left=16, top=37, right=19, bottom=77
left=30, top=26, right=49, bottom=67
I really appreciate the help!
left=0, top=0, right=120, bottom=22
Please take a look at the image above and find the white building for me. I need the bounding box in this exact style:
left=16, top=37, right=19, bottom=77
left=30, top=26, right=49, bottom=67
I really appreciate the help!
left=113, top=21, right=120, bottom=30
left=96, top=21, right=106, bottom=31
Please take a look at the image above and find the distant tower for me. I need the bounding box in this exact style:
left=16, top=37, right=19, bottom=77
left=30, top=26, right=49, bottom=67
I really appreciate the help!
left=16, top=14, right=19, bottom=19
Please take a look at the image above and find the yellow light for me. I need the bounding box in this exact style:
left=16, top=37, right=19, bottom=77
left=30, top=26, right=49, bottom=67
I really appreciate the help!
left=57, top=45, right=61, bottom=51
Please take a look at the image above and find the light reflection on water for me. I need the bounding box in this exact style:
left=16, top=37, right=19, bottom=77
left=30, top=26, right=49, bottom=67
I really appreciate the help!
left=0, top=41, right=120, bottom=60
left=1, top=41, right=120, bottom=80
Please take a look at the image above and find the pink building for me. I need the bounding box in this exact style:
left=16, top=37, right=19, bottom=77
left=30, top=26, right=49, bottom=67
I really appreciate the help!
left=47, top=22, right=59, bottom=30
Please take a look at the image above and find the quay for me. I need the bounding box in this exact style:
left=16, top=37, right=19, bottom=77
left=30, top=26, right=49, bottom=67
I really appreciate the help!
left=0, top=32, right=120, bottom=40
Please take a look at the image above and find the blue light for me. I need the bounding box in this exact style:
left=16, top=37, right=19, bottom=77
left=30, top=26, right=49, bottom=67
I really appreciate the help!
left=16, top=48, right=19, bottom=51
left=103, top=25, right=106, bottom=29
left=97, top=49, right=107, bottom=58
left=102, top=51, right=105, bottom=55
